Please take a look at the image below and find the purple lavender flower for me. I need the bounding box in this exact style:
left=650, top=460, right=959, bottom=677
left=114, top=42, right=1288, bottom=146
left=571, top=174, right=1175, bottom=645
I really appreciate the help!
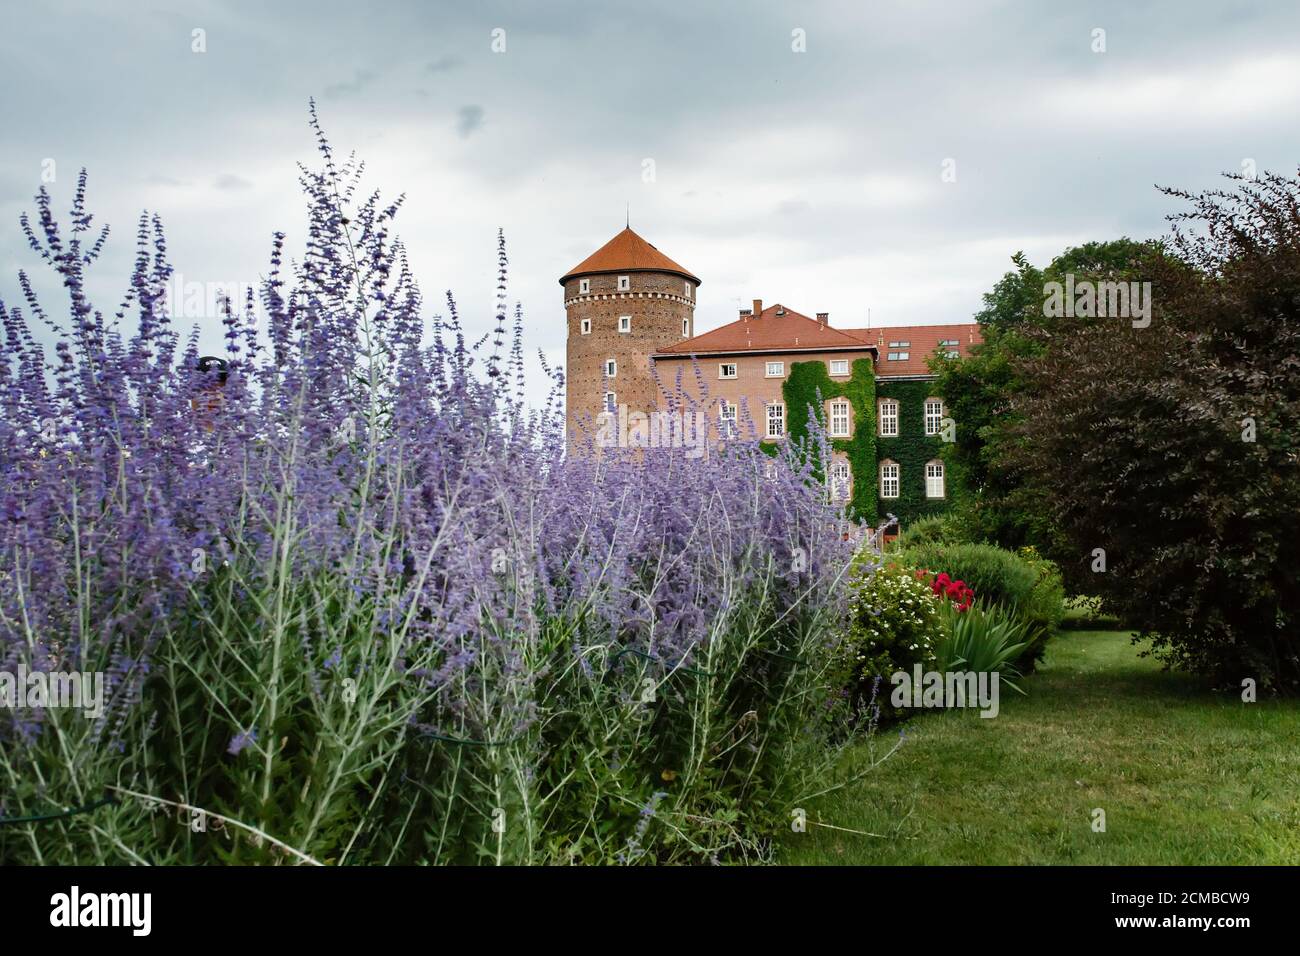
left=227, top=728, right=258, bottom=756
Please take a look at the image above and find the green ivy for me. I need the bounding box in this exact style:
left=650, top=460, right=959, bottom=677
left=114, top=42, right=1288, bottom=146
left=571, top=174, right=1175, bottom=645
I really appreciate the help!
left=875, top=379, right=951, bottom=527
left=782, top=358, right=877, bottom=522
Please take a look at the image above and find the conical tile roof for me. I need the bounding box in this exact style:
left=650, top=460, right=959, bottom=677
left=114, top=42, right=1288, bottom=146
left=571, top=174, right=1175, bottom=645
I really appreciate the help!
left=560, top=227, right=700, bottom=284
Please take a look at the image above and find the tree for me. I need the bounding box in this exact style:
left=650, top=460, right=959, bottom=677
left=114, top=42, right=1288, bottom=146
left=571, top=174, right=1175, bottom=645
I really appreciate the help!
left=1005, top=171, right=1300, bottom=692
left=932, top=240, right=1165, bottom=556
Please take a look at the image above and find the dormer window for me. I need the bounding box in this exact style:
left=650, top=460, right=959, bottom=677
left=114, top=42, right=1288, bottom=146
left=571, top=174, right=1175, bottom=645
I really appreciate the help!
left=579, top=278, right=590, bottom=295
left=618, top=315, right=631, bottom=333
left=617, top=275, right=630, bottom=291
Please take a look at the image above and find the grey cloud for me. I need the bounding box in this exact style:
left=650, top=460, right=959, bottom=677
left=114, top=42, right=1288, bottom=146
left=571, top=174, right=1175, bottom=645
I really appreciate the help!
left=427, top=55, right=462, bottom=74
left=457, top=105, right=484, bottom=138
left=213, top=174, right=253, bottom=191
left=324, top=68, right=377, bottom=100
left=2, top=0, right=1299, bottom=414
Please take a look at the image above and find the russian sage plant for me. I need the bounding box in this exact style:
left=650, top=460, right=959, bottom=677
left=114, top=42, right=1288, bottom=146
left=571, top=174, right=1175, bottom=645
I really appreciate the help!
left=0, top=107, right=879, bottom=864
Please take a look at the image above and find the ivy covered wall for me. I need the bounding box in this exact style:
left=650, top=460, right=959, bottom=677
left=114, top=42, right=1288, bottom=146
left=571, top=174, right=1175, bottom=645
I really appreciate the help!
left=875, top=379, right=949, bottom=527
left=776, top=365, right=958, bottom=528
left=781, top=357, right=877, bottom=523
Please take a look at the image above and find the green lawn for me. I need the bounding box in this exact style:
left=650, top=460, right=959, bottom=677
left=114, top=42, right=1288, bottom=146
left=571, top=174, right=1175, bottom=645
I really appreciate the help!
left=784, top=630, right=1300, bottom=865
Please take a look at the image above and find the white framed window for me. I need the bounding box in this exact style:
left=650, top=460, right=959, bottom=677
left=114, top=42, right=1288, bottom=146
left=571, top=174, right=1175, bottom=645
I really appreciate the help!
left=684, top=281, right=692, bottom=298
left=888, top=340, right=911, bottom=348
left=682, top=318, right=689, bottom=336
left=579, top=317, right=591, bottom=335
left=604, top=391, right=617, bottom=414
left=719, top=401, right=737, bottom=438
left=765, top=402, right=785, bottom=439
left=887, top=352, right=910, bottom=361
left=719, top=363, right=737, bottom=379
left=879, top=399, right=899, bottom=437
left=605, top=358, right=617, bottom=378
left=617, top=275, right=630, bottom=291
left=579, top=278, right=590, bottom=295
left=618, top=315, right=631, bottom=333
left=830, top=460, right=851, bottom=501
left=879, top=461, right=900, bottom=499
left=925, top=460, right=946, bottom=499
left=765, top=361, right=785, bottom=378
left=829, top=359, right=849, bottom=376
left=924, top=399, right=943, bottom=436
left=829, top=400, right=851, bottom=438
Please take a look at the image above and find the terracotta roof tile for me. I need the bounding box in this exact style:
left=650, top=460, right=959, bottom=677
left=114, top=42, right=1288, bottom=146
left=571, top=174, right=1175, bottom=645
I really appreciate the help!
left=842, top=323, right=982, bottom=375
left=560, top=227, right=700, bottom=284
left=656, top=303, right=872, bottom=356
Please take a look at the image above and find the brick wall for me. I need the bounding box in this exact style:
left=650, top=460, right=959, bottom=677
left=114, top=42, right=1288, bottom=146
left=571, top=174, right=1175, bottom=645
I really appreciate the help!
left=565, top=270, right=696, bottom=443
left=653, top=348, right=874, bottom=442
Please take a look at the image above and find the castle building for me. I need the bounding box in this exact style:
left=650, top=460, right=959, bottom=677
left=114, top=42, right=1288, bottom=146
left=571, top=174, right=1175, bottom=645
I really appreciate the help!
left=562, top=227, right=981, bottom=528
left=560, top=227, right=699, bottom=437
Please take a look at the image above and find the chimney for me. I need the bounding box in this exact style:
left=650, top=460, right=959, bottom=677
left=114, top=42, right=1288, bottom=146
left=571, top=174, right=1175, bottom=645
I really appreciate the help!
left=752, top=298, right=763, bottom=316
left=816, top=312, right=829, bottom=326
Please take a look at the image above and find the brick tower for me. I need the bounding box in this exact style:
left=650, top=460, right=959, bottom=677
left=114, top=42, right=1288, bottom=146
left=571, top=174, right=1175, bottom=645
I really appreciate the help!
left=561, top=227, right=700, bottom=443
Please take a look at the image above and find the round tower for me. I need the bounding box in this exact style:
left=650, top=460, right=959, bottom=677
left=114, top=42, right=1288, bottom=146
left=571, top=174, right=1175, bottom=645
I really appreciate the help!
left=560, top=226, right=700, bottom=444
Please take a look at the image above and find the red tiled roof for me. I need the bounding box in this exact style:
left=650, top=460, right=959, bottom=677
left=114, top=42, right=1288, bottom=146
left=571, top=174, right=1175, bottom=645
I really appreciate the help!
left=560, top=227, right=700, bottom=285
left=842, top=323, right=981, bottom=376
left=656, top=303, right=873, bottom=356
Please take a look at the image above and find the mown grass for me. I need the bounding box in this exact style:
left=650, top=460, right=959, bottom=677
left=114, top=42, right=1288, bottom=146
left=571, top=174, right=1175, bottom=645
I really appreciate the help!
left=784, top=630, right=1300, bottom=865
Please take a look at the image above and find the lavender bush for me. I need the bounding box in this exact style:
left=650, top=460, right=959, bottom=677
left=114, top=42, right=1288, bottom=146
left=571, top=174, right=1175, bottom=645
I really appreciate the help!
left=0, top=108, right=878, bottom=864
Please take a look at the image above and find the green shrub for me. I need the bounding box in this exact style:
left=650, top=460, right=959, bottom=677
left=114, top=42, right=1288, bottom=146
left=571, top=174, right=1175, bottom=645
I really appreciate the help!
left=834, top=559, right=944, bottom=719
left=897, top=515, right=964, bottom=549
left=897, top=542, right=1064, bottom=667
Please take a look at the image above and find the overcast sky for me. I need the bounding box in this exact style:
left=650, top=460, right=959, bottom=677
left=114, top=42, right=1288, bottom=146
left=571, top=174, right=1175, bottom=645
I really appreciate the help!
left=2, top=0, right=1298, bottom=406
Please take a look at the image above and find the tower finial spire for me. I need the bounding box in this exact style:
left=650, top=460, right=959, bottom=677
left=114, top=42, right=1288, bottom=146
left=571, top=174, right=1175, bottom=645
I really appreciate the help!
left=626, top=203, right=629, bottom=229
